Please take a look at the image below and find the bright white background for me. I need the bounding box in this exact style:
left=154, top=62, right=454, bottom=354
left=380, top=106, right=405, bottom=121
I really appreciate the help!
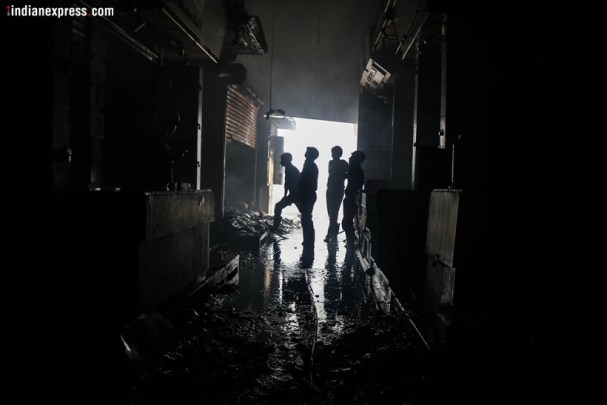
left=271, top=117, right=357, bottom=221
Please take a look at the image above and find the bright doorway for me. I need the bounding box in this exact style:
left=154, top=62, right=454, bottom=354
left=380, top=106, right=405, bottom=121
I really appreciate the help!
left=271, top=118, right=358, bottom=225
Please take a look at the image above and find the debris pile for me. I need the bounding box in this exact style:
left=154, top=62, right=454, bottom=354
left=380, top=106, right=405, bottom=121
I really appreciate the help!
left=224, top=207, right=299, bottom=236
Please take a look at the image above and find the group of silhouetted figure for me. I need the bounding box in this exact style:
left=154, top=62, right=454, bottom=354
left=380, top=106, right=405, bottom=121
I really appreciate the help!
left=271, top=145, right=366, bottom=264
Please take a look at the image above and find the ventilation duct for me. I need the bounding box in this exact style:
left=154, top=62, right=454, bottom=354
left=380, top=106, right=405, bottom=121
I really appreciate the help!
left=102, top=0, right=228, bottom=64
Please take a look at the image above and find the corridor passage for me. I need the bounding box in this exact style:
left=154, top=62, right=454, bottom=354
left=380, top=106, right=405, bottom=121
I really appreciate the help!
left=127, top=212, right=429, bottom=404
left=226, top=214, right=370, bottom=344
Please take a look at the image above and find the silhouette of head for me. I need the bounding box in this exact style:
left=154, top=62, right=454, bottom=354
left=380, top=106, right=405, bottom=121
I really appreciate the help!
left=331, top=146, right=343, bottom=159
left=305, top=147, right=319, bottom=161
left=280, top=153, right=293, bottom=166
left=350, top=150, right=365, bottom=164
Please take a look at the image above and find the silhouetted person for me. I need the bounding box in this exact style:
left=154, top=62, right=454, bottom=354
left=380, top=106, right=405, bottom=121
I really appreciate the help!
left=324, top=146, right=349, bottom=243
left=299, top=147, right=319, bottom=259
left=342, top=150, right=365, bottom=249
left=271, top=153, right=300, bottom=231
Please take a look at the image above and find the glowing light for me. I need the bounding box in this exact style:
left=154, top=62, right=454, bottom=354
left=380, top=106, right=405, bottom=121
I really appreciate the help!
left=273, top=117, right=357, bottom=218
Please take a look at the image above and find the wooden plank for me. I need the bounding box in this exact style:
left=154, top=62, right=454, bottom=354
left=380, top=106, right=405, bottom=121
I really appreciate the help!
left=190, top=254, right=239, bottom=297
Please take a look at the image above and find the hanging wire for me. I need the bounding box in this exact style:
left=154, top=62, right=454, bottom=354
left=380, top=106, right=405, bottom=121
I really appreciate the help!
left=265, top=11, right=285, bottom=119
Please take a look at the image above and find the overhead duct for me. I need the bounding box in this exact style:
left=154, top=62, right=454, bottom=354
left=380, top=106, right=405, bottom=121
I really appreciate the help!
left=159, top=0, right=227, bottom=63
left=96, top=0, right=228, bottom=64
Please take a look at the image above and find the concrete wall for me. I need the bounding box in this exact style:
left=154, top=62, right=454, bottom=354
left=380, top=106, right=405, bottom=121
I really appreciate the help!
left=238, top=0, right=381, bottom=123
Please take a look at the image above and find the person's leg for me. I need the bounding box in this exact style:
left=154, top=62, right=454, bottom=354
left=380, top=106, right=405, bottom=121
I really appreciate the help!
left=342, top=197, right=356, bottom=248
left=273, top=195, right=296, bottom=230
left=328, top=190, right=344, bottom=240
left=325, top=189, right=336, bottom=241
left=301, top=205, right=311, bottom=247
left=300, top=193, right=316, bottom=250
left=308, top=192, right=316, bottom=249
left=273, top=198, right=287, bottom=229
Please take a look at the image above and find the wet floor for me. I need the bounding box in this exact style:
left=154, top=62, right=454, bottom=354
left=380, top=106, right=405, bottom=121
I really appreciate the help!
left=225, top=216, right=370, bottom=345
left=124, top=213, right=432, bottom=404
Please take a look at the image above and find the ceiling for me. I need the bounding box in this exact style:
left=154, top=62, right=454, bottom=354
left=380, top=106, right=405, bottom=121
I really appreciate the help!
left=96, top=0, right=426, bottom=124
left=234, top=0, right=384, bottom=124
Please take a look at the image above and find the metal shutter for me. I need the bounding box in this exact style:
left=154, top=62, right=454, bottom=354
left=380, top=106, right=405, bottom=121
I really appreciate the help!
left=225, top=84, right=260, bottom=149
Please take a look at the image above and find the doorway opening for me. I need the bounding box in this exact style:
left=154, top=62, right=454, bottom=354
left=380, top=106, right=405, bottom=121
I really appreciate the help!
left=271, top=118, right=358, bottom=225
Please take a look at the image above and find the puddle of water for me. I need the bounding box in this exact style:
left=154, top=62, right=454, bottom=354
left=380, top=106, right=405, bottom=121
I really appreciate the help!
left=127, top=212, right=431, bottom=404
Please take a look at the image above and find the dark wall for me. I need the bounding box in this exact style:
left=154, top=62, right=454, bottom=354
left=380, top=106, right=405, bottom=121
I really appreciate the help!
left=445, top=4, right=554, bottom=193
left=410, top=16, right=447, bottom=191
left=238, top=0, right=380, bottom=123
left=358, top=61, right=417, bottom=263
left=415, top=37, right=442, bottom=148
left=6, top=16, right=61, bottom=196
left=375, top=190, right=429, bottom=301
left=225, top=140, right=256, bottom=207
left=6, top=8, right=55, bottom=289
left=425, top=3, right=556, bottom=389
left=201, top=64, right=228, bottom=221
left=358, top=88, right=393, bottom=180
left=70, top=17, right=91, bottom=192
left=101, top=22, right=156, bottom=190
left=6, top=13, right=118, bottom=399
left=158, top=66, right=203, bottom=189
left=414, top=146, right=450, bottom=191
left=391, top=70, right=416, bottom=190
left=256, top=119, right=271, bottom=213
left=52, top=19, right=73, bottom=194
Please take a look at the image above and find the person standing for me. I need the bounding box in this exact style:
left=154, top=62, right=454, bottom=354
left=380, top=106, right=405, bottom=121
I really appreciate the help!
left=298, top=147, right=319, bottom=257
left=271, top=153, right=300, bottom=231
left=324, top=146, right=349, bottom=243
left=342, top=150, right=365, bottom=249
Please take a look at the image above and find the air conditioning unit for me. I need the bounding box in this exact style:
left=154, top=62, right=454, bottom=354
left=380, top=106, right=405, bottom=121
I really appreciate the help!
left=360, top=58, right=391, bottom=92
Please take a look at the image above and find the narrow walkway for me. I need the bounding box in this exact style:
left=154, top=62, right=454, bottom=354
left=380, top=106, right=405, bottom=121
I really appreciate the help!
left=128, top=214, right=429, bottom=404
left=227, top=214, right=370, bottom=344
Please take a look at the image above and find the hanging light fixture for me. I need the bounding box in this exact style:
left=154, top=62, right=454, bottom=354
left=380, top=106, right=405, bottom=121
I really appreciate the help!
left=264, top=11, right=286, bottom=120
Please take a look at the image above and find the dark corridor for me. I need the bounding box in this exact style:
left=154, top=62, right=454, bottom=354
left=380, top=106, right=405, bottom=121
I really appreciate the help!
left=4, top=0, right=562, bottom=403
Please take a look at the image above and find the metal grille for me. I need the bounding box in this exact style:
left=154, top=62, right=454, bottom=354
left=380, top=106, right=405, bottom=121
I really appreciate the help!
left=225, top=85, right=259, bottom=149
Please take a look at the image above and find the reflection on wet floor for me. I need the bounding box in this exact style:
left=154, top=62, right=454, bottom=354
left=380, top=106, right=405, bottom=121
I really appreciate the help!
left=127, top=213, right=429, bottom=404
left=222, top=214, right=371, bottom=346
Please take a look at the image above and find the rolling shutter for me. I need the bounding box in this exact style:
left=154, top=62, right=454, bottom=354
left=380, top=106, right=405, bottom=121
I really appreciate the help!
left=225, top=84, right=260, bottom=149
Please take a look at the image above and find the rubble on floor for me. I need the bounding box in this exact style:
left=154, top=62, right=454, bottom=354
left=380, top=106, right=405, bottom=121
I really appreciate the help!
left=223, top=207, right=299, bottom=237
